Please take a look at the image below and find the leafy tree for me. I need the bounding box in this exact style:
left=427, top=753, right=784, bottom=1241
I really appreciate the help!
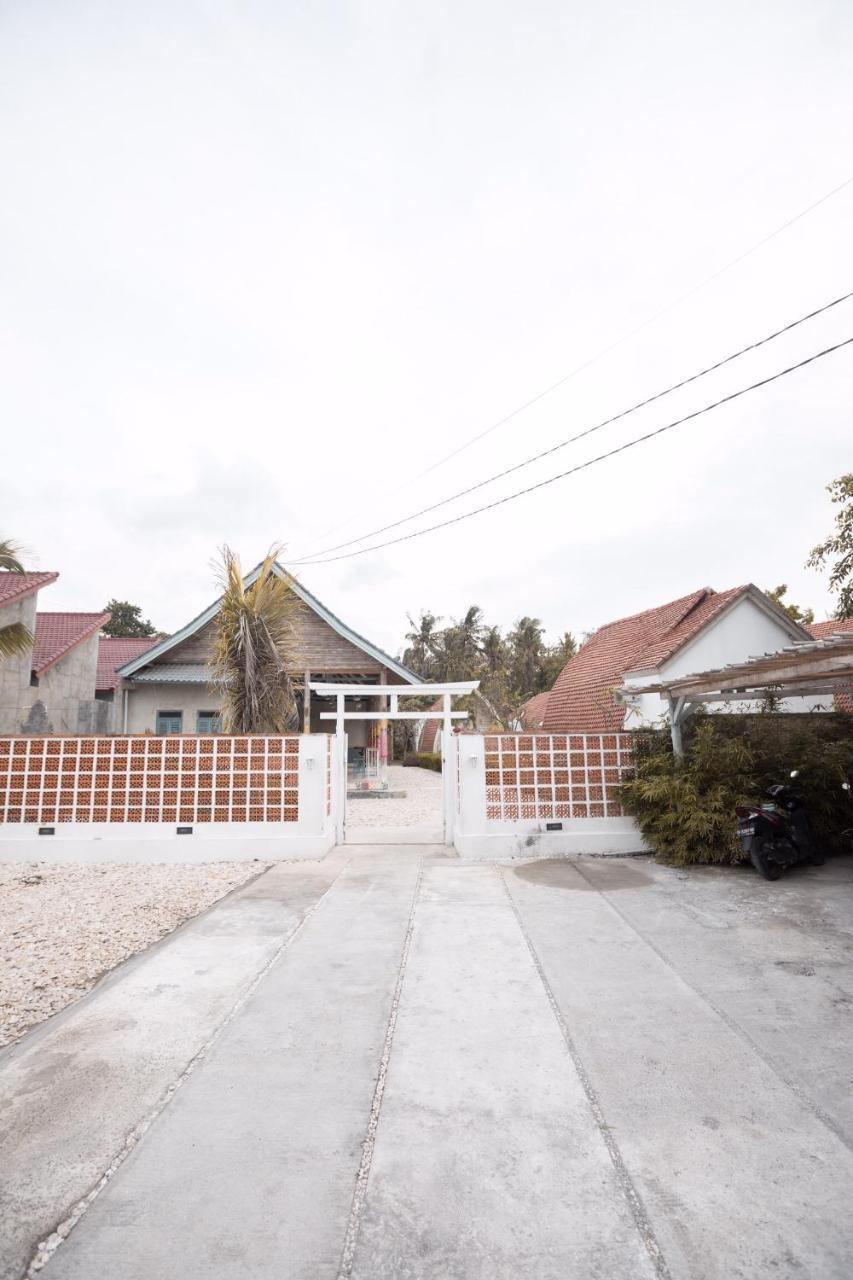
left=209, top=547, right=302, bottom=732
left=402, top=611, right=442, bottom=678
left=398, top=604, right=578, bottom=728
left=102, top=599, right=159, bottom=638
left=0, top=538, right=33, bottom=659
left=481, top=625, right=505, bottom=676
left=541, top=631, right=577, bottom=688
left=436, top=605, right=484, bottom=681
left=507, top=616, right=546, bottom=700
left=807, top=473, right=853, bottom=619
left=764, top=584, right=814, bottom=626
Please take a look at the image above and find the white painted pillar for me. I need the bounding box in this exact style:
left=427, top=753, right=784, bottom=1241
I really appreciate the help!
left=442, top=730, right=458, bottom=845
left=333, top=694, right=347, bottom=843
left=454, top=733, right=486, bottom=844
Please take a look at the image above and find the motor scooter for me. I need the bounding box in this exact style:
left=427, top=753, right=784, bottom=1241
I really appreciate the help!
left=736, top=770, right=824, bottom=880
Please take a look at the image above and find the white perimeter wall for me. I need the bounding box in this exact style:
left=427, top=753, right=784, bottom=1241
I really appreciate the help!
left=451, top=734, right=648, bottom=861
left=0, top=735, right=336, bottom=863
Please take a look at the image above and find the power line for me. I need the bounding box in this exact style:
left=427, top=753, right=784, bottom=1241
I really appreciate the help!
left=295, top=336, right=853, bottom=566
left=292, top=172, right=853, bottom=559
left=291, top=289, right=853, bottom=563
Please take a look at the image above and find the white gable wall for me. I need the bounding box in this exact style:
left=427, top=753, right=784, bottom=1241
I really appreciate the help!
left=622, top=594, right=823, bottom=728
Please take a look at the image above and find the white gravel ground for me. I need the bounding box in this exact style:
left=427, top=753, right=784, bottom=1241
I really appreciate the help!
left=346, top=764, right=443, bottom=829
left=0, top=861, right=267, bottom=1048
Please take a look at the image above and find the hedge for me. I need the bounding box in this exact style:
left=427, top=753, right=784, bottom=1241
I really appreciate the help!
left=617, top=712, right=853, bottom=867
left=402, top=752, right=442, bottom=772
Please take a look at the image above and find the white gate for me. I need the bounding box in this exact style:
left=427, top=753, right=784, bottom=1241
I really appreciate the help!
left=309, top=681, right=478, bottom=846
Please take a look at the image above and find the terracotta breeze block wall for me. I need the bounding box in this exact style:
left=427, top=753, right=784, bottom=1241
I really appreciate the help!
left=0, top=736, right=300, bottom=825
left=483, top=733, right=632, bottom=821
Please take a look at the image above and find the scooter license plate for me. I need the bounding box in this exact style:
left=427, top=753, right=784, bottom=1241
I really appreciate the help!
left=738, top=824, right=756, bottom=837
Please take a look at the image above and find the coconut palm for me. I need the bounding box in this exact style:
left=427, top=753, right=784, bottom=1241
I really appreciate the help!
left=481, top=624, right=504, bottom=676
left=0, top=538, right=34, bottom=660
left=208, top=546, right=303, bottom=733
left=403, top=611, right=442, bottom=678
left=507, top=615, right=546, bottom=699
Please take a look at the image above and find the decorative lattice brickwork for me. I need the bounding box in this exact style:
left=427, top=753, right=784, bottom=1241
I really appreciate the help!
left=484, top=733, right=632, bottom=821
left=0, top=736, right=300, bottom=825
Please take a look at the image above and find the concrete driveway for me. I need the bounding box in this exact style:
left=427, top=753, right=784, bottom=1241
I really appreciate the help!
left=2, top=848, right=853, bottom=1280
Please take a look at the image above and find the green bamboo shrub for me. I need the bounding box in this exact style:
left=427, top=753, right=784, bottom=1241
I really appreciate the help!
left=618, top=714, right=853, bottom=867
left=618, top=723, right=754, bottom=866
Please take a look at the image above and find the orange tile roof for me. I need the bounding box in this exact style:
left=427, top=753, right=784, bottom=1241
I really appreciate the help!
left=805, top=618, right=853, bottom=639
left=519, top=690, right=551, bottom=729
left=97, top=636, right=160, bottom=690
left=806, top=620, right=853, bottom=711
left=33, top=612, right=111, bottom=675
left=0, top=571, right=58, bottom=608
left=544, top=587, right=750, bottom=733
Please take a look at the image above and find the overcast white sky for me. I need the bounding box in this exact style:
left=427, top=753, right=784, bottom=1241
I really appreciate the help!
left=2, top=0, right=852, bottom=656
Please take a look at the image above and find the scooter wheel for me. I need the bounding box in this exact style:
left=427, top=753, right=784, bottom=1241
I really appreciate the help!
left=750, top=837, right=783, bottom=881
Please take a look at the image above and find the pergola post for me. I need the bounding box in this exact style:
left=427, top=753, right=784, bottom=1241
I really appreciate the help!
left=668, top=695, right=686, bottom=757
left=302, top=669, right=311, bottom=733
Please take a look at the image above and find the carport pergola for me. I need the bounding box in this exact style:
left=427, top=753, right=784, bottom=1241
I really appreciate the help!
left=621, top=631, right=853, bottom=755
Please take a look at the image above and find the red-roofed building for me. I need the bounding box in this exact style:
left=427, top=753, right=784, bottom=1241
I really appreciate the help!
left=805, top=618, right=853, bottom=640
left=805, top=619, right=853, bottom=712
left=33, top=613, right=111, bottom=676
left=544, top=585, right=815, bottom=733
left=519, top=690, right=551, bottom=730
left=1, top=571, right=58, bottom=733
left=0, top=570, right=117, bottom=733
left=97, top=636, right=159, bottom=693
left=0, top=570, right=58, bottom=608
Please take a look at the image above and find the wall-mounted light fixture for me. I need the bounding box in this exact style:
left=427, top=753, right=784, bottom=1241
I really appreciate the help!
left=304, top=757, right=315, bottom=770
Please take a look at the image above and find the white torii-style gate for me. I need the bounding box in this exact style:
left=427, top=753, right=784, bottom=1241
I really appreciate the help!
left=308, top=680, right=480, bottom=845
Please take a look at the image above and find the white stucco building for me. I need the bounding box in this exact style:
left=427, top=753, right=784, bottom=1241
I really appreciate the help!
left=540, top=585, right=824, bottom=734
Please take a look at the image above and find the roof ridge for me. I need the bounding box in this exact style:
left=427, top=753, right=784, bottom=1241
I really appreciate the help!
left=32, top=610, right=112, bottom=675
left=36, top=614, right=110, bottom=624
left=588, top=586, right=711, bottom=637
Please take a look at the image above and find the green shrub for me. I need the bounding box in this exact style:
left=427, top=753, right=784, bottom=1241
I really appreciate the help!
left=618, top=713, right=853, bottom=867
left=402, top=752, right=442, bottom=772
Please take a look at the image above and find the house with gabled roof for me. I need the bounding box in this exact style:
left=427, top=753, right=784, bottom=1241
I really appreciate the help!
left=0, top=571, right=113, bottom=733
left=541, top=585, right=818, bottom=733
left=115, top=562, right=421, bottom=743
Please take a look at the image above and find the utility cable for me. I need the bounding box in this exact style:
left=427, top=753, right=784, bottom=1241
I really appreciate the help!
left=291, top=289, right=853, bottom=562
left=292, top=173, right=853, bottom=559
left=295, top=336, right=853, bottom=565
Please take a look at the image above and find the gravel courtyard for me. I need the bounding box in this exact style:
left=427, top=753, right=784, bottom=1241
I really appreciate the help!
left=3, top=847, right=853, bottom=1280
left=0, top=861, right=265, bottom=1047
left=345, top=763, right=443, bottom=830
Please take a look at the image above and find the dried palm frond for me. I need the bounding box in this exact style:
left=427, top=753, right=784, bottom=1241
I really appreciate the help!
left=0, top=537, right=33, bottom=659
left=0, top=621, right=32, bottom=660
left=0, top=539, right=26, bottom=573
left=208, top=546, right=303, bottom=733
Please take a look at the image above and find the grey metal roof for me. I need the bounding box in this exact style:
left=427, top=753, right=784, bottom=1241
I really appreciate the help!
left=132, top=665, right=212, bottom=684
left=118, top=563, right=421, bottom=685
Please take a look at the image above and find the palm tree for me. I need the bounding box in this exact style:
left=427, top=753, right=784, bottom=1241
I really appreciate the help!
left=403, top=611, right=442, bottom=678
left=0, top=538, right=35, bottom=660
left=208, top=546, right=303, bottom=733
left=481, top=625, right=504, bottom=676
left=508, top=615, right=545, bottom=699
left=456, top=605, right=484, bottom=668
